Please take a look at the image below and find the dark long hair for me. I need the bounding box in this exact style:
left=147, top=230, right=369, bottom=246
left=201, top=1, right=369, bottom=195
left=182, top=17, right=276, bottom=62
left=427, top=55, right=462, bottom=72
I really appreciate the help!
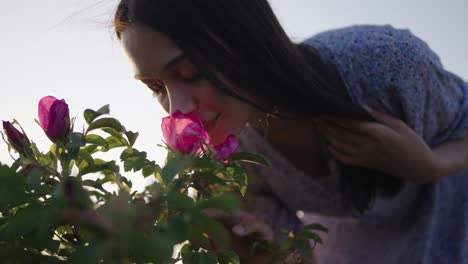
left=114, top=0, right=404, bottom=213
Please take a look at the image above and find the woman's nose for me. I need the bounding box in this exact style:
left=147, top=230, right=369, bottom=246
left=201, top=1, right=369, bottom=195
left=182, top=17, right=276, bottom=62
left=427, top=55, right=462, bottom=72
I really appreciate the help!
left=168, top=90, right=197, bottom=115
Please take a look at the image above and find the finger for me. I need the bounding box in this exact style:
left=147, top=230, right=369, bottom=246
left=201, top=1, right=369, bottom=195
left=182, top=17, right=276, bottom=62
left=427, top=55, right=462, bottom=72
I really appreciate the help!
left=323, top=133, right=359, bottom=156
left=317, top=116, right=378, bottom=138
left=232, top=221, right=273, bottom=242
left=317, top=116, right=361, bottom=133
left=363, top=106, right=404, bottom=130
left=317, top=121, right=368, bottom=149
left=327, top=144, right=363, bottom=166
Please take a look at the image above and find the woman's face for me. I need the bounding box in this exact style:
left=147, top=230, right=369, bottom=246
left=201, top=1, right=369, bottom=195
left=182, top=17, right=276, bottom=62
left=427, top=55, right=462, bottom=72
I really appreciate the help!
left=121, top=23, right=260, bottom=145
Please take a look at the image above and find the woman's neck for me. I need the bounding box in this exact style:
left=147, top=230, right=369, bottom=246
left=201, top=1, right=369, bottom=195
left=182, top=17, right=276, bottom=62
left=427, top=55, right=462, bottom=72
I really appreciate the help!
left=260, top=117, right=330, bottom=177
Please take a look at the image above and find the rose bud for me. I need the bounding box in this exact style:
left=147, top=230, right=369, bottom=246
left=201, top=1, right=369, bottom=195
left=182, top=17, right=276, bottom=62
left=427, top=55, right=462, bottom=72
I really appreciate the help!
left=2, top=121, right=28, bottom=153
left=38, top=96, right=71, bottom=142
left=214, top=135, right=239, bottom=161
left=161, top=110, right=211, bottom=154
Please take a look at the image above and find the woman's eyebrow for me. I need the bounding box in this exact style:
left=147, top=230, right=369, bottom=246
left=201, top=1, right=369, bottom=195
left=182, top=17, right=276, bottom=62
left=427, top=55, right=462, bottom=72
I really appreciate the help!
left=134, top=53, right=187, bottom=80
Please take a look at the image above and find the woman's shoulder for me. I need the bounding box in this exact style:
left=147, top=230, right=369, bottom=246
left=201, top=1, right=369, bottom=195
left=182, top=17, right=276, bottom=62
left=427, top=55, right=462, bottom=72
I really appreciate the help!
left=304, top=24, right=414, bottom=46
left=302, top=24, right=438, bottom=64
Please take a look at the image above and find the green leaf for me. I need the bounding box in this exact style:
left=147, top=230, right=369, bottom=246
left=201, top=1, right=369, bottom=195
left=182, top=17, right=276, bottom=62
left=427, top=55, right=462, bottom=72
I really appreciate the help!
left=227, top=166, right=248, bottom=196
left=0, top=165, right=28, bottom=208
left=69, top=240, right=111, bottom=264
left=230, top=152, right=270, bottom=166
left=97, top=104, right=110, bottom=115
left=120, top=147, right=147, bottom=161
left=82, top=179, right=109, bottom=194
left=196, top=252, right=218, bottom=264
left=25, top=168, right=44, bottom=190
left=303, top=223, right=328, bottom=233
left=192, top=157, right=224, bottom=170
left=86, top=118, right=123, bottom=134
left=142, top=164, right=155, bottom=177
left=166, top=191, right=195, bottom=212
left=101, top=136, right=128, bottom=151
left=297, top=231, right=323, bottom=244
left=197, top=193, right=240, bottom=212
left=85, top=134, right=107, bottom=146
left=78, top=149, right=94, bottom=166
left=0, top=204, right=41, bottom=240
left=83, top=104, right=110, bottom=125
left=161, top=156, right=190, bottom=184
left=78, top=161, right=116, bottom=177
left=217, top=250, right=240, bottom=264
left=83, top=145, right=99, bottom=154
left=196, top=216, right=231, bottom=250
left=125, top=131, right=139, bottom=147
left=192, top=171, right=226, bottom=186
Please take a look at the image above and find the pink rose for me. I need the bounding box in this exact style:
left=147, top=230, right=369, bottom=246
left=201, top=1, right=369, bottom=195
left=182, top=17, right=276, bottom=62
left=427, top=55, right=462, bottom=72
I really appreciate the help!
left=161, top=110, right=211, bottom=154
left=214, top=135, right=239, bottom=161
left=2, top=121, right=27, bottom=152
left=38, top=96, right=71, bottom=142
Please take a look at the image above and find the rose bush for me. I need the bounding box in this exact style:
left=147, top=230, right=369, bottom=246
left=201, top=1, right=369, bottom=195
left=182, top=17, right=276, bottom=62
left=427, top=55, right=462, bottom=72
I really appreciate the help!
left=0, top=96, right=325, bottom=263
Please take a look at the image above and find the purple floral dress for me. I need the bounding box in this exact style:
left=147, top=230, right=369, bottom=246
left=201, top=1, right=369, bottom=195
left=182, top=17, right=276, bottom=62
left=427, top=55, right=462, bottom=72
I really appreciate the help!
left=238, top=24, right=468, bottom=264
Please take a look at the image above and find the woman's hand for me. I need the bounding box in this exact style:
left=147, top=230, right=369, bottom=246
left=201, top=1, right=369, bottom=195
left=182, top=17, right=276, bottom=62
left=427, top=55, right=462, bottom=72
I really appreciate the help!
left=315, top=107, right=444, bottom=182
left=204, top=209, right=274, bottom=263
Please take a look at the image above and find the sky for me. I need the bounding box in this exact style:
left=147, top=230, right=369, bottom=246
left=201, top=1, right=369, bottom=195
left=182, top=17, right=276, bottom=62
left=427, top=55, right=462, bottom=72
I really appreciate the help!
left=1, top=0, right=467, bottom=191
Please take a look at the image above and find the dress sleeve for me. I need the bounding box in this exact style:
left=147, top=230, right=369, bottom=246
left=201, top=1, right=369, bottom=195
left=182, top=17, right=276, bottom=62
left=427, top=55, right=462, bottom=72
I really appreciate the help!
left=304, top=24, right=468, bottom=146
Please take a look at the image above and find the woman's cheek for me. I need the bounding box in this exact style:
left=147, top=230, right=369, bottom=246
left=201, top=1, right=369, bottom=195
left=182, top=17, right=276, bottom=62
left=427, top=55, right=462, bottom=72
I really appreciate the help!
left=159, top=96, right=170, bottom=113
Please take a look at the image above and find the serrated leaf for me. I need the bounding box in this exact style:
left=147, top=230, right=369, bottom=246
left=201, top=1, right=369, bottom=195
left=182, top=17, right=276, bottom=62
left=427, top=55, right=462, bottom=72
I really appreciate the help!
left=101, top=136, right=128, bottom=151
left=85, top=134, right=107, bottom=146
left=101, top=127, right=123, bottom=138
left=86, top=118, right=123, bottom=134
left=83, top=105, right=110, bottom=125
left=193, top=172, right=227, bottom=186
left=227, top=166, right=248, bottom=196
left=197, top=193, right=240, bottom=211
left=142, top=164, right=155, bottom=177
left=0, top=204, right=41, bottom=240
left=82, top=179, right=109, bottom=193
left=0, top=166, right=28, bottom=208
left=230, top=152, right=270, bottom=166
left=83, top=144, right=99, bottom=154
left=161, top=157, right=190, bottom=184
left=78, top=161, right=115, bottom=177
left=217, top=250, right=240, bottom=264
left=78, top=149, right=94, bottom=166
left=166, top=191, right=195, bottom=212
left=96, top=104, right=110, bottom=115
left=125, top=131, right=139, bottom=147
left=297, top=231, right=323, bottom=244
left=303, top=223, right=328, bottom=233
left=120, top=147, right=147, bottom=161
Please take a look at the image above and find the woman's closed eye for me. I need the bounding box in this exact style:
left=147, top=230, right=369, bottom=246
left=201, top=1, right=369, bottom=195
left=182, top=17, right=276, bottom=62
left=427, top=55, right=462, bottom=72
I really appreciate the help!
left=142, top=78, right=167, bottom=96
left=181, top=72, right=203, bottom=83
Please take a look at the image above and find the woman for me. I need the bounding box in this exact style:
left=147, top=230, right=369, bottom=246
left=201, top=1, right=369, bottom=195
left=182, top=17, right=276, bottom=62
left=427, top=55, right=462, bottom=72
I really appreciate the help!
left=114, top=0, right=468, bottom=263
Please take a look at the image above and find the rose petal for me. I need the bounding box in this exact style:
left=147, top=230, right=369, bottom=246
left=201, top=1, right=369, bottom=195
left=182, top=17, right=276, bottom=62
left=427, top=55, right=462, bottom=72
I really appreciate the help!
left=214, top=135, right=239, bottom=160
left=47, top=100, right=70, bottom=141
left=161, top=110, right=211, bottom=154
left=38, top=96, right=58, bottom=130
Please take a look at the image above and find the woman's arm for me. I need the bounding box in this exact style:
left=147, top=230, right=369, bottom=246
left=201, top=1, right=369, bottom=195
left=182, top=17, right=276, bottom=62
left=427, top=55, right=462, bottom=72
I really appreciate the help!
left=316, top=107, right=468, bottom=183
left=432, top=134, right=468, bottom=178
